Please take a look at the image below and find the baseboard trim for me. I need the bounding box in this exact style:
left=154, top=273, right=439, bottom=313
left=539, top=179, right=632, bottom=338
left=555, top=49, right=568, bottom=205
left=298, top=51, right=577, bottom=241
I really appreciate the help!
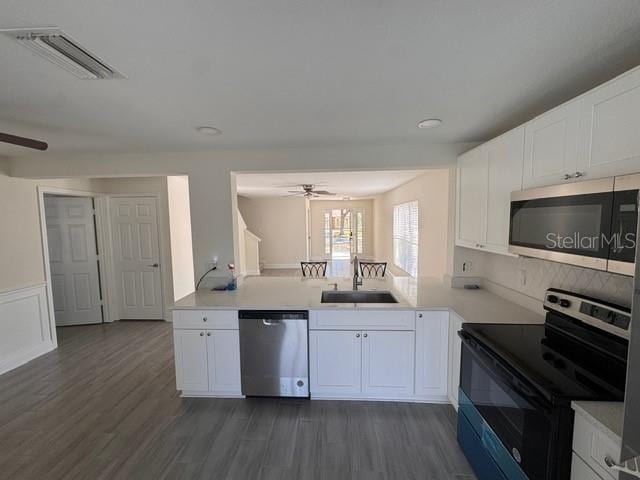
left=310, top=394, right=450, bottom=404
left=262, top=263, right=300, bottom=269
left=180, top=391, right=245, bottom=398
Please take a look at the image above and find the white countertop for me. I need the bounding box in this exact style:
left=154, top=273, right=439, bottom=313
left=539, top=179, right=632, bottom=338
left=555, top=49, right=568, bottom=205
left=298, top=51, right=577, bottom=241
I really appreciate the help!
left=173, top=276, right=544, bottom=325
left=572, top=400, right=624, bottom=445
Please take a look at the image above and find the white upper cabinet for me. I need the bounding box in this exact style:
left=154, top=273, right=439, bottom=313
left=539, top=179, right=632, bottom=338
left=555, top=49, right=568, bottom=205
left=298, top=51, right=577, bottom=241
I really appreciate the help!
left=484, top=127, right=525, bottom=253
left=456, top=127, right=524, bottom=255
left=523, top=100, right=581, bottom=188
left=577, top=67, right=640, bottom=179
left=456, top=146, right=488, bottom=249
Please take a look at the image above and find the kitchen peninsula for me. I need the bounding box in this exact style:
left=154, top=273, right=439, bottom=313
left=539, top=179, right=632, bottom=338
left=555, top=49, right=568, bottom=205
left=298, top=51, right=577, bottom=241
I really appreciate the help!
left=172, top=276, right=543, bottom=405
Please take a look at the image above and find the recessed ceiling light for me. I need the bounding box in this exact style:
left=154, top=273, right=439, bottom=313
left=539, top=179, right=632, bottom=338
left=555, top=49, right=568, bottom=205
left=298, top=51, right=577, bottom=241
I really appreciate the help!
left=196, top=126, right=222, bottom=136
left=417, top=118, right=442, bottom=129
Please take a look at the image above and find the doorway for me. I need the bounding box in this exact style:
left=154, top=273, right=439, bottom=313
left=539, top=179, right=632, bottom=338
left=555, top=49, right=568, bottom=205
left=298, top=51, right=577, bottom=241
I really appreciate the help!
left=323, top=208, right=364, bottom=260
left=44, top=194, right=103, bottom=326
left=110, top=196, right=164, bottom=320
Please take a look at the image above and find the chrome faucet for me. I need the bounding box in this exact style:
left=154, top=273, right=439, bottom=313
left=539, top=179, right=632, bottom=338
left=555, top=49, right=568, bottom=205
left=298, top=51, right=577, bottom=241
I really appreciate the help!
left=352, top=256, right=363, bottom=291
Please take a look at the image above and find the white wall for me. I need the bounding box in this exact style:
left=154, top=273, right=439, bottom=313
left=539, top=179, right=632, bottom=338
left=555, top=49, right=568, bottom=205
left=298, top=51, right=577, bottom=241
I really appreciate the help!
left=308, top=199, right=375, bottom=260
left=167, top=176, right=195, bottom=301
left=10, top=143, right=472, bottom=282
left=238, top=195, right=307, bottom=267
left=373, top=170, right=450, bottom=279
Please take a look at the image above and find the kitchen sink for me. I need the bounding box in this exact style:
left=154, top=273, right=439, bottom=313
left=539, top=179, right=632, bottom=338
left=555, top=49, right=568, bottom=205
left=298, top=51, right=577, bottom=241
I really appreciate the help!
left=321, top=290, right=398, bottom=304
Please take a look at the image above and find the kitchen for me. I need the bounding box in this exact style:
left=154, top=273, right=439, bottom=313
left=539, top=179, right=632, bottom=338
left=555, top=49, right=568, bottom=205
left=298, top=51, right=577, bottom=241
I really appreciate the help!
left=2, top=2, right=640, bottom=479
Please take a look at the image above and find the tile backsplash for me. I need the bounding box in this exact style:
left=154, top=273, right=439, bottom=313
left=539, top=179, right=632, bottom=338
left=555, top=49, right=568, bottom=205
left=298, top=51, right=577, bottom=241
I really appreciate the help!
left=482, top=254, right=633, bottom=308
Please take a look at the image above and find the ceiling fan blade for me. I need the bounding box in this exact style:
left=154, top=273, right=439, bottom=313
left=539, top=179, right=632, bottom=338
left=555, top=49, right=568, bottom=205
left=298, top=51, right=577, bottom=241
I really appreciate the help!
left=283, top=192, right=304, bottom=196
left=0, top=132, right=48, bottom=151
left=313, top=191, right=336, bottom=195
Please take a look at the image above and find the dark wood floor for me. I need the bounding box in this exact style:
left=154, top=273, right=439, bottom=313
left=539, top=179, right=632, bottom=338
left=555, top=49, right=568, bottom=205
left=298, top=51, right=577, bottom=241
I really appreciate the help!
left=0, top=321, right=475, bottom=480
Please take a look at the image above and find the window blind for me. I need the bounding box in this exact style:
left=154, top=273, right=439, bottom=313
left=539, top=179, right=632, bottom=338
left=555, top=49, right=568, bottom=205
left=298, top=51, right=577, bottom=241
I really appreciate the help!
left=393, top=201, right=418, bottom=276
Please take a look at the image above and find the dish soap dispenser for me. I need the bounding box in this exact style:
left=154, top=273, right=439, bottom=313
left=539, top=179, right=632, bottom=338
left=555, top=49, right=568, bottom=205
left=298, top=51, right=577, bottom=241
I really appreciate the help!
left=226, top=263, right=237, bottom=291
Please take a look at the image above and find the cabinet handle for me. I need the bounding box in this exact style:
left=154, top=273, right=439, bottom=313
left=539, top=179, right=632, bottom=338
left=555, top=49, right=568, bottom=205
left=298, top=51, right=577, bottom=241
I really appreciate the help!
left=418, top=313, right=423, bottom=318
left=363, top=333, right=368, bottom=338
left=563, top=173, right=572, bottom=180
left=574, top=171, right=584, bottom=178
left=206, top=332, right=211, bottom=336
left=203, top=317, right=207, bottom=322
left=356, top=333, right=360, bottom=338
left=199, top=332, right=204, bottom=336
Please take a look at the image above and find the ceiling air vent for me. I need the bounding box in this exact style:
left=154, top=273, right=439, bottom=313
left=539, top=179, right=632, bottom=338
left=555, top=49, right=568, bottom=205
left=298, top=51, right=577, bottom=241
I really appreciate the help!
left=1, top=27, right=125, bottom=79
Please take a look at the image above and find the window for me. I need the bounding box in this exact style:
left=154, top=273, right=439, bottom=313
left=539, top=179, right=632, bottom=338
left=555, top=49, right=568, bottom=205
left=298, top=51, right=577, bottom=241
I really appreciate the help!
left=393, top=201, right=418, bottom=276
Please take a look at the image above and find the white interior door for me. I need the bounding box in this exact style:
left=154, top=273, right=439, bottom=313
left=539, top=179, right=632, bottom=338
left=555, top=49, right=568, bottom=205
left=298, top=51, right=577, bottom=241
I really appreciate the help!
left=110, top=197, right=163, bottom=319
left=44, top=195, right=103, bottom=326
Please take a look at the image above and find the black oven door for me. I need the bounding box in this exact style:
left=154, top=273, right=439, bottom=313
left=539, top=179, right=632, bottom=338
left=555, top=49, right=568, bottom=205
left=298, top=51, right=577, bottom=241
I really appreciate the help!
left=509, top=191, right=613, bottom=266
left=459, top=331, right=553, bottom=480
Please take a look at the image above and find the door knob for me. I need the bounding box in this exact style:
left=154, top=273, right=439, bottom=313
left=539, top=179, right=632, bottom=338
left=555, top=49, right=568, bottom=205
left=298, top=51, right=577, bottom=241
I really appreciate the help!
left=356, top=333, right=360, bottom=338
left=199, top=332, right=204, bottom=336
left=148, top=263, right=159, bottom=268
left=206, top=332, right=211, bottom=336
left=363, top=333, right=368, bottom=338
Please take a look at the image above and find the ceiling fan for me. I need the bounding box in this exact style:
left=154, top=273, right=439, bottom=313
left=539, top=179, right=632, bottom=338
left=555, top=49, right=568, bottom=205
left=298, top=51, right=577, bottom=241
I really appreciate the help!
left=0, top=131, right=48, bottom=151
left=286, top=184, right=336, bottom=198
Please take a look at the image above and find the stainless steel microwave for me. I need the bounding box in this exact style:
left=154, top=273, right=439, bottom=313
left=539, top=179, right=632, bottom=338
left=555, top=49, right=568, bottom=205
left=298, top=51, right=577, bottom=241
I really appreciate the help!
left=508, top=174, right=640, bottom=275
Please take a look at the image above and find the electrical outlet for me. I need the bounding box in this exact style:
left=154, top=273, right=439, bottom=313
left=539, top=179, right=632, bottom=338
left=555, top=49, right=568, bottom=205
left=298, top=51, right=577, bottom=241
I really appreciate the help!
left=462, top=261, right=473, bottom=273
left=207, top=256, right=218, bottom=270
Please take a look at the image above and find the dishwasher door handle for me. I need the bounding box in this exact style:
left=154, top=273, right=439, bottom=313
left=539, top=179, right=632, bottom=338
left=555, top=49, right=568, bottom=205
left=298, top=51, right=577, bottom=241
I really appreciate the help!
left=262, top=319, right=281, bottom=326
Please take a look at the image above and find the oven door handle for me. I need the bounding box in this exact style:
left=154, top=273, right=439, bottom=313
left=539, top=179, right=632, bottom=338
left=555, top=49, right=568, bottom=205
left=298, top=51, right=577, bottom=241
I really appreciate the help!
left=459, top=330, right=552, bottom=414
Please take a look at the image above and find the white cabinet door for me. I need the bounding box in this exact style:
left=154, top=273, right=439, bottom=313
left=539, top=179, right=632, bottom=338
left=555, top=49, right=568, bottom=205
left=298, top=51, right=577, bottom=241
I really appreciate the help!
left=570, top=454, right=601, bottom=480
left=578, top=67, right=640, bottom=180
left=484, top=127, right=524, bottom=254
left=448, top=314, right=464, bottom=409
left=309, top=330, right=362, bottom=396
left=415, top=311, right=449, bottom=398
left=456, top=146, right=488, bottom=248
left=206, top=330, right=241, bottom=394
left=174, top=329, right=208, bottom=392
left=523, top=100, right=580, bottom=188
left=362, top=331, right=415, bottom=397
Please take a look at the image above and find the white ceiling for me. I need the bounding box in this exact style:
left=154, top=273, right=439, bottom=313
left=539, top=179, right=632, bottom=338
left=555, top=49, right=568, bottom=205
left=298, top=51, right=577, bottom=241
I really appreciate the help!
left=236, top=170, right=426, bottom=198
left=2, top=1, right=640, bottom=157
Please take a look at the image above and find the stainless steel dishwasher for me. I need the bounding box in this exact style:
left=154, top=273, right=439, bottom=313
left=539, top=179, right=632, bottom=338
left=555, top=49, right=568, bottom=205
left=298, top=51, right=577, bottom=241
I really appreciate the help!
left=238, top=310, right=309, bottom=397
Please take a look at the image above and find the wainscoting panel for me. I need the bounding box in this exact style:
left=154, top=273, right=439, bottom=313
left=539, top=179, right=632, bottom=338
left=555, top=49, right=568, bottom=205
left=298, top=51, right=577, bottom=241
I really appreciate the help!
left=0, top=284, right=54, bottom=375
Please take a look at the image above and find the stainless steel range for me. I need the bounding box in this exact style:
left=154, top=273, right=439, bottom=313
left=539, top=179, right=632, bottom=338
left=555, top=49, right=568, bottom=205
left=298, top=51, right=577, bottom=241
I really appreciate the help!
left=458, top=289, right=630, bottom=480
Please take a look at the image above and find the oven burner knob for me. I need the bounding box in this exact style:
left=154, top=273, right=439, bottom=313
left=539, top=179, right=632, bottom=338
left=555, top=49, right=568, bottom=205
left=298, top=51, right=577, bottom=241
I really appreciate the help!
left=547, top=295, right=559, bottom=304
left=559, top=299, right=571, bottom=308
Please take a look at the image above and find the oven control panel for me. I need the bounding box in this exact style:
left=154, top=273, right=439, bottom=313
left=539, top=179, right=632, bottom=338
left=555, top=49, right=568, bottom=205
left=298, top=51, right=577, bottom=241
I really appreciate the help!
left=543, top=289, right=630, bottom=339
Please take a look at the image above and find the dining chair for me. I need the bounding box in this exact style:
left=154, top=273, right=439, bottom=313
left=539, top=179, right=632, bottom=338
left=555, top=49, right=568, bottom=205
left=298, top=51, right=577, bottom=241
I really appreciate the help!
left=359, top=261, right=387, bottom=278
left=300, top=261, right=328, bottom=277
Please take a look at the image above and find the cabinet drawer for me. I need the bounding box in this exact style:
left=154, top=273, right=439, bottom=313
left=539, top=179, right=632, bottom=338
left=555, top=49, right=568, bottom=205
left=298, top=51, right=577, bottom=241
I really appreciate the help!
left=173, top=309, right=238, bottom=329
left=572, top=413, right=620, bottom=480
left=309, top=310, right=415, bottom=330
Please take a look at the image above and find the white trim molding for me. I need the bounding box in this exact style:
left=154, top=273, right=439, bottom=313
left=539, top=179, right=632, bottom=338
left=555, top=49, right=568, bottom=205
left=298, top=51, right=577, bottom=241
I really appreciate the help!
left=0, top=284, right=54, bottom=376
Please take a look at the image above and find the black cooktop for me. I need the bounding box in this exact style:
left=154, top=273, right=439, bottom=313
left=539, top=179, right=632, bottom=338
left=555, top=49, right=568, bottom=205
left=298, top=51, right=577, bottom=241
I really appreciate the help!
left=462, top=316, right=628, bottom=404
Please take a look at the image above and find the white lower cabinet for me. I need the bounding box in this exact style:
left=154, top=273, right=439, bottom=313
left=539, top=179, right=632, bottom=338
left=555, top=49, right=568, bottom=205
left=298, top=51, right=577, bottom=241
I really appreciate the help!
left=415, top=311, right=449, bottom=399
left=206, top=330, right=241, bottom=394
left=174, top=329, right=209, bottom=392
left=173, top=319, right=242, bottom=396
left=309, top=330, right=362, bottom=396
left=571, top=454, right=603, bottom=480
left=309, top=310, right=449, bottom=401
left=448, top=313, right=464, bottom=409
left=362, top=330, right=415, bottom=397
